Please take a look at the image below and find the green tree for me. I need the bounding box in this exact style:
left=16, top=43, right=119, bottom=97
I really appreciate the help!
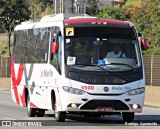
left=97, top=7, right=128, bottom=21
left=129, top=0, right=160, bottom=54
left=94, top=0, right=160, bottom=55
left=86, top=0, right=99, bottom=15
left=26, top=0, right=54, bottom=20
left=0, top=0, right=30, bottom=56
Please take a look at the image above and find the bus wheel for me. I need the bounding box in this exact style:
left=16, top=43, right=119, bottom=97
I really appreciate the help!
left=37, top=109, right=45, bottom=117
left=122, top=112, right=134, bottom=122
left=54, top=111, right=66, bottom=122
left=27, top=95, right=36, bottom=117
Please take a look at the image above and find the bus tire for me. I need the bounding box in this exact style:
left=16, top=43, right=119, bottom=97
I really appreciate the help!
left=37, top=109, right=45, bottom=117
left=54, top=111, right=66, bottom=122
left=122, top=112, right=134, bottom=122
left=27, top=95, right=36, bottom=117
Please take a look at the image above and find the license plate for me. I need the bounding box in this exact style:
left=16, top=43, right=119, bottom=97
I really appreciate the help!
left=98, top=107, right=113, bottom=112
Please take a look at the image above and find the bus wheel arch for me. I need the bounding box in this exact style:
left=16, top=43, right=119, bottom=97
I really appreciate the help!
left=25, top=88, right=28, bottom=107
left=51, top=90, right=66, bottom=122
left=51, top=90, right=56, bottom=110
left=26, top=88, right=36, bottom=117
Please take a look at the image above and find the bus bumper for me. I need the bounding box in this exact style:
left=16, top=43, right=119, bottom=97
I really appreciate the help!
left=60, top=90, right=144, bottom=113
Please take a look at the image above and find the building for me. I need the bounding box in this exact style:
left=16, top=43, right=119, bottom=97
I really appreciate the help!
left=55, top=0, right=124, bottom=14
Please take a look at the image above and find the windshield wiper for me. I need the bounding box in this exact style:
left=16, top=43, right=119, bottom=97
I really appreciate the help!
left=105, top=63, right=133, bottom=69
left=75, top=64, right=110, bottom=73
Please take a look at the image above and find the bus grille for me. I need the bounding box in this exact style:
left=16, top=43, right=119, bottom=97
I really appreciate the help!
left=80, top=100, right=129, bottom=110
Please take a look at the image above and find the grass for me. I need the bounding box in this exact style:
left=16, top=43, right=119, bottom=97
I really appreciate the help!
left=0, top=33, right=7, bottom=36
left=0, top=41, right=8, bottom=56
left=125, top=0, right=142, bottom=6
left=0, top=34, right=13, bottom=57
left=114, top=0, right=142, bottom=8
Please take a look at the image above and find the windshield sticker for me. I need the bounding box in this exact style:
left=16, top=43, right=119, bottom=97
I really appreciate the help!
left=67, top=56, right=76, bottom=65
left=66, top=39, right=71, bottom=43
left=98, top=60, right=105, bottom=66
left=66, top=27, right=74, bottom=36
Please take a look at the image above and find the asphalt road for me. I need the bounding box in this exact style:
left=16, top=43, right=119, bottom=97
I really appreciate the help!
left=0, top=91, right=160, bottom=129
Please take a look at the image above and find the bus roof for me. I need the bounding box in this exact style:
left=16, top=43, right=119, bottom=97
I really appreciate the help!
left=40, top=13, right=96, bottom=22
left=64, top=18, right=132, bottom=26
left=14, top=13, right=133, bottom=30
left=40, top=13, right=132, bottom=26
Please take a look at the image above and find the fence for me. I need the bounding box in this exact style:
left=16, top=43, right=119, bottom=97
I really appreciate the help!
left=0, top=56, right=160, bottom=86
left=143, top=55, right=160, bottom=86
left=0, top=57, right=10, bottom=77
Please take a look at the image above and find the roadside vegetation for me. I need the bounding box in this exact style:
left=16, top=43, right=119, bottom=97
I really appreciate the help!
left=125, top=0, right=141, bottom=6
left=95, top=0, right=160, bottom=55
left=0, top=34, right=12, bottom=56
left=0, top=42, right=7, bottom=56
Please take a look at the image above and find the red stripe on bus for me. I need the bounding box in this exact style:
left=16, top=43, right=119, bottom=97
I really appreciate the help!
left=20, top=85, right=26, bottom=107
left=30, top=102, right=38, bottom=108
left=64, top=18, right=130, bottom=26
left=13, top=85, right=20, bottom=105
left=11, top=58, right=24, bottom=105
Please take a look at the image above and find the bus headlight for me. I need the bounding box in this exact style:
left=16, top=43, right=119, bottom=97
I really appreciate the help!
left=127, top=87, right=145, bottom=96
left=63, top=86, right=86, bottom=95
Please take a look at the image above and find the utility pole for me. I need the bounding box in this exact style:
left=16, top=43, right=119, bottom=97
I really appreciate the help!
left=60, top=0, right=61, bottom=13
left=54, top=0, right=56, bottom=14
left=84, top=0, right=86, bottom=14
left=75, top=0, right=80, bottom=13
left=113, top=0, right=114, bottom=10
left=71, top=0, right=74, bottom=13
left=62, top=0, right=64, bottom=13
left=60, top=0, right=64, bottom=13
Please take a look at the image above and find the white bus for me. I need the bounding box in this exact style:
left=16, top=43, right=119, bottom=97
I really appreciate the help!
left=11, top=13, right=149, bottom=122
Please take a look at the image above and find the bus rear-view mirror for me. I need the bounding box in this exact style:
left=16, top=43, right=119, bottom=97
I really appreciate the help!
left=141, top=38, right=149, bottom=50
left=52, top=42, right=59, bottom=53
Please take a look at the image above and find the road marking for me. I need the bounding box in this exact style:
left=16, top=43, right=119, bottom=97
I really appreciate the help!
left=144, top=107, right=160, bottom=110
left=1, top=117, right=16, bottom=120
left=0, top=100, right=10, bottom=102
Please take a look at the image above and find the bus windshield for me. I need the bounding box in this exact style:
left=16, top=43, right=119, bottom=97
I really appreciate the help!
left=65, top=26, right=141, bottom=71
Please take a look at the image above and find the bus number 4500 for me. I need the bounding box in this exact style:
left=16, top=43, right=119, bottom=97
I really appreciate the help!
left=81, top=85, right=94, bottom=90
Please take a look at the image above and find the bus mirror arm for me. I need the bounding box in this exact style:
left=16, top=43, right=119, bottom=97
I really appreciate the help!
left=52, top=42, right=59, bottom=53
